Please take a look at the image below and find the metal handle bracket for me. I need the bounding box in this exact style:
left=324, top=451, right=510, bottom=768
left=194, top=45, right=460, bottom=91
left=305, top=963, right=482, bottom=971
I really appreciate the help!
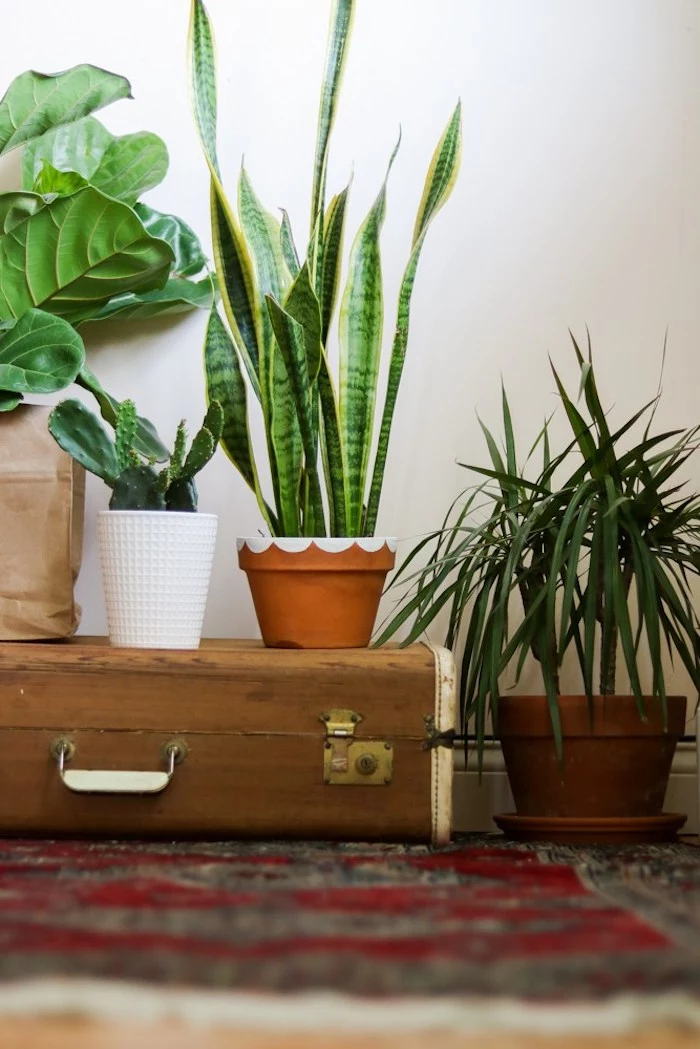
left=49, top=737, right=187, bottom=795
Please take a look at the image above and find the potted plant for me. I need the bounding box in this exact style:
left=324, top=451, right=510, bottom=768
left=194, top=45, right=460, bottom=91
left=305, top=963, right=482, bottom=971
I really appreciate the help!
left=0, top=64, right=215, bottom=641
left=49, top=398, right=223, bottom=649
left=188, top=0, right=462, bottom=648
left=378, top=339, right=699, bottom=843
left=0, top=61, right=215, bottom=444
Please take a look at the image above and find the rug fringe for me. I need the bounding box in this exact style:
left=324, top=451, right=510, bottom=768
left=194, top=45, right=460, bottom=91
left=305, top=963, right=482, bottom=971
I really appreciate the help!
left=0, top=980, right=697, bottom=1034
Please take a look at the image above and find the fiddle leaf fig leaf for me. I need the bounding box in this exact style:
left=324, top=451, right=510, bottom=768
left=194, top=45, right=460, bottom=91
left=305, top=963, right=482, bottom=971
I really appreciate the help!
left=89, top=131, right=168, bottom=204
left=0, top=309, right=85, bottom=393
left=22, top=115, right=113, bottom=186
left=0, top=65, right=131, bottom=156
left=33, top=162, right=88, bottom=197
left=134, top=204, right=208, bottom=277
left=0, top=186, right=174, bottom=322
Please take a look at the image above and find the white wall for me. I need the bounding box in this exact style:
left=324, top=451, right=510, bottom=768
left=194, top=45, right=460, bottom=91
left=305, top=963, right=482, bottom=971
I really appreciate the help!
left=4, top=1, right=700, bottom=703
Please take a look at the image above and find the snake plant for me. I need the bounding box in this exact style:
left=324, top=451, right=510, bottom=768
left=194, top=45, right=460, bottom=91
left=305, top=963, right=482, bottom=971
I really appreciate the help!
left=0, top=64, right=214, bottom=457
left=189, top=0, right=462, bottom=537
left=377, top=336, right=700, bottom=762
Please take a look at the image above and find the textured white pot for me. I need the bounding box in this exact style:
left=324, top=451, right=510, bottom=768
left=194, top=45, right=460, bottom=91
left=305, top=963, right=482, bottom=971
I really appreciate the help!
left=98, top=511, right=218, bottom=649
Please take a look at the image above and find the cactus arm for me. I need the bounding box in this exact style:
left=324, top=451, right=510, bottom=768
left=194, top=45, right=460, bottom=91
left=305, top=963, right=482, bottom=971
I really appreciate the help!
left=170, top=421, right=187, bottom=479
left=48, top=399, right=119, bottom=484
left=202, top=400, right=224, bottom=444
left=115, top=400, right=138, bottom=472
left=180, top=427, right=215, bottom=482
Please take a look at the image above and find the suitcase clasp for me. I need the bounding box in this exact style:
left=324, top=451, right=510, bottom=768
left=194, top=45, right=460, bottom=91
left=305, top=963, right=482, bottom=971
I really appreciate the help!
left=320, top=709, right=393, bottom=786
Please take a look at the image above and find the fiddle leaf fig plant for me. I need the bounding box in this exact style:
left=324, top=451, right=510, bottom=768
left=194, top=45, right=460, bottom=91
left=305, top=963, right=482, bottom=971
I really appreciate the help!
left=189, top=0, right=462, bottom=538
left=0, top=63, right=214, bottom=455
left=49, top=398, right=224, bottom=512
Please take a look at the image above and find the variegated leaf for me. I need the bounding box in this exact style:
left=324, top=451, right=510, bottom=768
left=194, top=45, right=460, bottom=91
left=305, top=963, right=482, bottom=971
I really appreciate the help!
left=338, top=138, right=399, bottom=535
left=309, top=0, right=355, bottom=246
left=364, top=102, right=462, bottom=535
left=319, top=177, right=351, bottom=345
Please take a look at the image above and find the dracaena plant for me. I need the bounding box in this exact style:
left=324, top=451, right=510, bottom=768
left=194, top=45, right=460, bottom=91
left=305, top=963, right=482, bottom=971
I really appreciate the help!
left=48, top=398, right=223, bottom=512
left=0, top=64, right=214, bottom=458
left=377, top=337, right=700, bottom=762
left=189, top=0, right=462, bottom=537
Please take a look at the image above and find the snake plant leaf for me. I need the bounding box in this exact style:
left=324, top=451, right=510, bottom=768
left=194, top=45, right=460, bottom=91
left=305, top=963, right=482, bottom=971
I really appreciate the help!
left=188, top=0, right=220, bottom=176
left=267, top=284, right=325, bottom=534
left=364, top=101, right=462, bottom=535
left=280, top=210, right=301, bottom=279
left=239, top=165, right=289, bottom=415
left=319, top=178, right=351, bottom=345
left=0, top=391, right=22, bottom=411
left=134, top=204, right=208, bottom=278
left=283, top=265, right=344, bottom=534
left=204, top=307, right=276, bottom=532
left=0, top=186, right=174, bottom=321
left=87, top=131, right=169, bottom=205
left=76, top=364, right=169, bottom=462
left=269, top=345, right=304, bottom=536
left=22, top=115, right=112, bottom=186
left=189, top=0, right=262, bottom=399
left=48, top=398, right=120, bottom=484
left=339, top=138, right=399, bottom=536
left=0, top=66, right=131, bottom=157
left=78, top=275, right=216, bottom=324
left=283, top=262, right=323, bottom=383
left=310, top=0, right=355, bottom=239
left=0, top=309, right=85, bottom=393
left=33, top=163, right=88, bottom=196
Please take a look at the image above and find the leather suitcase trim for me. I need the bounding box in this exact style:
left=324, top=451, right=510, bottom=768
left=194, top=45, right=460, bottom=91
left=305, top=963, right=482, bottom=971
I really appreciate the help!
left=424, top=642, right=456, bottom=845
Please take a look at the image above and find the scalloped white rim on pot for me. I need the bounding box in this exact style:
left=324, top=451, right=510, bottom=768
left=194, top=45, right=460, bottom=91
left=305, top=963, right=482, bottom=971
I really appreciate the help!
left=236, top=537, right=397, bottom=554
left=99, top=511, right=218, bottom=650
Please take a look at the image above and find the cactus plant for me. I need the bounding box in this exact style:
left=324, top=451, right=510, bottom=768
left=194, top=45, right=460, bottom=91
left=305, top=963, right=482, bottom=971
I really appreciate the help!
left=49, top=399, right=223, bottom=512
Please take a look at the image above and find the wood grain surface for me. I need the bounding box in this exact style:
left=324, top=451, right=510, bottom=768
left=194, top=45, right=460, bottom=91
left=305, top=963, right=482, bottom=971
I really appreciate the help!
left=0, top=639, right=436, bottom=736
left=0, top=638, right=438, bottom=839
left=4, top=1020, right=700, bottom=1049
left=0, top=731, right=431, bottom=838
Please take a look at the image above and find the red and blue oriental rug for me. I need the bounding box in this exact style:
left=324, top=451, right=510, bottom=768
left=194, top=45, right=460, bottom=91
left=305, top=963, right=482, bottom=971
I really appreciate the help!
left=0, top=836, right=699, bottom=1033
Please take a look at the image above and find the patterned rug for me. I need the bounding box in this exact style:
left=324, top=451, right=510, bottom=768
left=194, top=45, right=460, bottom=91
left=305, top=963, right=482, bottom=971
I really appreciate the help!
left=0, top=834, right=698, bottom=1010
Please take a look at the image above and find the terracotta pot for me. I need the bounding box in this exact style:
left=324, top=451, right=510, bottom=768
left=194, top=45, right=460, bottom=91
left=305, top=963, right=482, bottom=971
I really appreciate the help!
left=498, top=694, right=687, bottom=821
left=237, top=537, right=396, bottom=649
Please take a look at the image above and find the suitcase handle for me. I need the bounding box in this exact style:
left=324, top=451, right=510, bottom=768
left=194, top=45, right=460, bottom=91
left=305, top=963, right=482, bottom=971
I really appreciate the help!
left=50, top=737, right=187, bottom=795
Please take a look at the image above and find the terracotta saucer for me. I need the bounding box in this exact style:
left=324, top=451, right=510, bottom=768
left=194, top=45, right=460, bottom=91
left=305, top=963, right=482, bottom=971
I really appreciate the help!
left=493, top=812, right=687, bottom=845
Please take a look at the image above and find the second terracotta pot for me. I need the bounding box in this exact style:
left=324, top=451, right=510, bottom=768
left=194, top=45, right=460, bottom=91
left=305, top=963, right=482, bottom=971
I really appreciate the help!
left=238, top=537, right=396, bottom=649
left=498, top=693, right=687, bottom=820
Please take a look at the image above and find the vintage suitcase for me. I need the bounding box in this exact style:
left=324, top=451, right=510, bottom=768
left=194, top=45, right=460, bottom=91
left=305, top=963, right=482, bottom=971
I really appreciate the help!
left=0, top=639, right=456, bottom=843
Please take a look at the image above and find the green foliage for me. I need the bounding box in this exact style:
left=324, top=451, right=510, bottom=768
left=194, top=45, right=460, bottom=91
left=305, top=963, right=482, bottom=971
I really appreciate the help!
left=189, top=0, right=461, bottom=537
left=49, top=398, right=223, bottom=513
left=0, top=64, right=213, bottom=418
left=378, top=338, right=700, bottom=764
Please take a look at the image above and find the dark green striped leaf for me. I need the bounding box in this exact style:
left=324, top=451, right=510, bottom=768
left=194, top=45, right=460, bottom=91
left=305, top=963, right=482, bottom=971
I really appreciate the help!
left=364, top=102, right=462, bottom=535
left=339, top=140, right=399, bottom=536
left=309, top=0, right=355, bottom=239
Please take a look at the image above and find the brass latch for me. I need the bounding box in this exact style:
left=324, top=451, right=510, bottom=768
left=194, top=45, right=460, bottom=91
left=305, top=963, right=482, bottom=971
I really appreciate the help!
left=320, top=709, right=393, bottom=786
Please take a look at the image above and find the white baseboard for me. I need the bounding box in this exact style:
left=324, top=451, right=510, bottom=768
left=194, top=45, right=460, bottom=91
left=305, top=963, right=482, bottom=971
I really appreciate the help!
left=452, top=742, right=698, bottom=833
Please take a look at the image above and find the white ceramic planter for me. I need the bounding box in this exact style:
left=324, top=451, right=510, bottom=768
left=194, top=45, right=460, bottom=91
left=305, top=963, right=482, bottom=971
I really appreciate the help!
left=98, top=511, right=218, bottom=649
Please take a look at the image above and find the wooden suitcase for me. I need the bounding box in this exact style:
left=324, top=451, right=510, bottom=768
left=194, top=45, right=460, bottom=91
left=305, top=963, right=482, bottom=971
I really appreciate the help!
left=0, top=639, right=456, bottom=843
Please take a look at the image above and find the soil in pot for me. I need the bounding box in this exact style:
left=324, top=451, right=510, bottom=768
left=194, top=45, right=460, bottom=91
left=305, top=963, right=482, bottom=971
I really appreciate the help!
left=494, top=694, right=688, bottom=843
left=237, top=538, right=396, bottom=649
